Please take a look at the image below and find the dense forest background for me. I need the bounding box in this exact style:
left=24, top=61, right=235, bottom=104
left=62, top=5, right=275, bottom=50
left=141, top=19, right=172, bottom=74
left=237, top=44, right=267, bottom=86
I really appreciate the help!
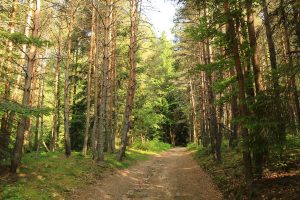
left=0, top=0, right=299, bottom=199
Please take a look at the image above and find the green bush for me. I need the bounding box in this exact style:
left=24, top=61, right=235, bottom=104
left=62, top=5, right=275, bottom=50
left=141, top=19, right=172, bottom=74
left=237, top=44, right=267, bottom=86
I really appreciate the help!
left=186, top=142, right=199, bottom=150
left=131, top=139, right=171, bottom=152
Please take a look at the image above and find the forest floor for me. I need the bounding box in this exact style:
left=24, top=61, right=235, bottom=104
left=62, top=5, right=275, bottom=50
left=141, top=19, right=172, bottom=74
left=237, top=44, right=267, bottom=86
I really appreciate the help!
left=192, top=136, right=300, bottom=200
left=71, top=147, right=222, bottom=200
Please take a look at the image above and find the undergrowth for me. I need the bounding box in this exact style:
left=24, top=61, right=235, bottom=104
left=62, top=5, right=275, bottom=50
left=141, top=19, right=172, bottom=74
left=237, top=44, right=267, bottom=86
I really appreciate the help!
left=131, top=139, right=171, bottom=152
left=192, top=135, right=300, bottom=199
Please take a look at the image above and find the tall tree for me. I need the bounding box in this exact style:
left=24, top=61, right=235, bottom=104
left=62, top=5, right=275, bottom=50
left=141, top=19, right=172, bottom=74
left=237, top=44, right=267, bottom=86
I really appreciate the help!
left=0, top=0, right=18, bottom=160
left=118, top=0, right=140, bottom=161
left=11, top=0, right=41, bottom=172
left=64, top=0, right=74, bottom=157
left=83, top=0, right=97, bottom=155
left=224, top=0, right=253, bottom=190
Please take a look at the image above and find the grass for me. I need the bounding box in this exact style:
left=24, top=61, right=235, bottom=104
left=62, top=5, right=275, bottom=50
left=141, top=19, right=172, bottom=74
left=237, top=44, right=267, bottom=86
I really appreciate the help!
left=131, top=139, right=171, bottom=152
left=0, top=146, right=164, bottom=200
left=186, top=142, right=199, bottom=150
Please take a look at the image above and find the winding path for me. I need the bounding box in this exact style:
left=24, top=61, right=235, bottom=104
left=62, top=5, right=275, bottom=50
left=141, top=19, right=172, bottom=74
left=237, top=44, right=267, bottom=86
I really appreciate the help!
left=72, top=148, right=222, bottom=200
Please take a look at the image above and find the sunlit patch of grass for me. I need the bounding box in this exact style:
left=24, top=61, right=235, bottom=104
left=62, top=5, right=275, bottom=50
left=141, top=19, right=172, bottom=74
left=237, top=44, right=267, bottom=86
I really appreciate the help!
left=0, top=148, right=160, bottom=200
left=130, top=139, right=172, bottom=152
left=186, top=142, right=199, bottom=150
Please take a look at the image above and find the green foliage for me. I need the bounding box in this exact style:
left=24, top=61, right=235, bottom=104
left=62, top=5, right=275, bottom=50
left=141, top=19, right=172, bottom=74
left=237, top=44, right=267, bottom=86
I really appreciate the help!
left=0, top=99, right=52, bottom=117
left=186, top=142, right=199, bottom=150
left=133, top=32, right=183, bottom=142
left=131, top=139, right=171, bottom=152
left=0, top=29, right=52, bottom=47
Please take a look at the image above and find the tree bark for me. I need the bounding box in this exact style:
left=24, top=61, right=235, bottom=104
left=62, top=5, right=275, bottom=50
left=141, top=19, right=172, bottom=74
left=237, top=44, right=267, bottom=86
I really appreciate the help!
left=11, top=0, right=40, bottom=173
left=83, top=1, right=96, bottom=155
left=96, top=0, right=113, bottom=162
left=280, top=0, right=300, bottom=129
left=224, top=0, right=253, bottom=191
left=91, top=4, right=100, bottom=158
left=189, top=78, right=199, bottom=144
left=50, top=28, right=62, bottom=152
left=246, top=0, right=264, bottom=93
left=261, top=0, right=279, bottom=90
left=118, top=0, right=140, bottom=161
left=64, top=0, right=74, bottom=157
left=0, top=0, right=17, bottom=160
left=108, top=7, right=117, bottom=153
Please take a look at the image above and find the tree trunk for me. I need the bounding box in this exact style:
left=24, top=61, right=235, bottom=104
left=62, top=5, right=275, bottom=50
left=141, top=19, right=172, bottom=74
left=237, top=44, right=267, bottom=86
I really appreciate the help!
left=96, top=0, right=113, bottom=162
left=0, top=0, right=17, bottom=160
left=10, top=0, right=40, bottom=173
left=35, top=54, right=46, bottom=154
left=262, top=0, right=286, bottom=154
left=108, top=8, right=117, bottom=153
left=202, top=3, right=221, bottom=162
left=50, top=29, right=62, bottom=152
left=280, top=0, right=300, bottom=129
left=246, top=0, right=264, bottom=93
left=229, top=68, right=239, bottom=149
left=64, top=0, right=74, bottom=157
left=224, top=0, right=253, bottom=192
left=91, top=5, right=100, bottom=158
left=118, top=0, right=139, bottom=161
left=12, top=0, right=34, bottom=102
left=83, top=2, right=96, bottom=155
left=261, top=0, right=279, bottom=89
left=189, top=78, right=199, bottom=144
left=34, top=81, right=42, bottom=151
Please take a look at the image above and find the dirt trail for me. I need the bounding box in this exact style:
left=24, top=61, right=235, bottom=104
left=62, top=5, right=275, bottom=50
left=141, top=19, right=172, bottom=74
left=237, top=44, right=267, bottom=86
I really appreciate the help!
left=72, top=148, right=222, bottom=200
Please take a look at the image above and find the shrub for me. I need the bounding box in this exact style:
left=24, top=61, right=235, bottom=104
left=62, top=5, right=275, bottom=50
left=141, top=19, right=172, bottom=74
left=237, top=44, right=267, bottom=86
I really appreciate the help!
left=131, top=139, right=171, bottom=152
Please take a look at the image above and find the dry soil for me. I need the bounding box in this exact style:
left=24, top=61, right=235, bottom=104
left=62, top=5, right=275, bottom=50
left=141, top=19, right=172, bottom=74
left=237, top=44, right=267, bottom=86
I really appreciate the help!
left=72, top=147, right=222, bottom=200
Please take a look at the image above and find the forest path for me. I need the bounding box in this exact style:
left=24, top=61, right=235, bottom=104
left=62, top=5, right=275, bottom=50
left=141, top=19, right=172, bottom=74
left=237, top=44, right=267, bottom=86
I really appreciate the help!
left=72, top=148, right=222, bottom=200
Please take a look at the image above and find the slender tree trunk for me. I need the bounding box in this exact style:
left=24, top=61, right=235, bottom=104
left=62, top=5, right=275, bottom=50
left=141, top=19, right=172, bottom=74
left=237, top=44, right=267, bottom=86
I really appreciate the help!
left=118, top=0, right=140, bottom=161
left=224, top=0, right=253, bottom=191
left=189, top=78, right=199, bottom=144
left=229, top=69, right=239, bottom=149
left=261, top=0, right=279, bottom=89
left=82, top=2, right=96, bottom=155
left=108, top=8, right=117, bottom=153
left=0, top=0, right=17, bottom=160
left=201, top=71, right=208, bottom=146
left=280, top=0, right=300, bottom=128
left=3, top=0, right=34, bottom=158
left=202, top=3, right=221, bottom=162
left=10, top=0, right=40, bottom=173
left=96, top=0, right=113, bottom=162
left=34, top=82, right=42, bottom=151
left=50, top=30, right=62, bottom=152
left=92, top=6, right=100, bottom=158
left=12, top=0, right=34, bottom=102
left=110, top=8, right=118, bottom=152
left=36, top=58, right=45, bottom=154
left=64, top=0, right=74, bottom=157
left=262, top=0, right=286, bottom=152
left=246, top=0, right=264, bottom=93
